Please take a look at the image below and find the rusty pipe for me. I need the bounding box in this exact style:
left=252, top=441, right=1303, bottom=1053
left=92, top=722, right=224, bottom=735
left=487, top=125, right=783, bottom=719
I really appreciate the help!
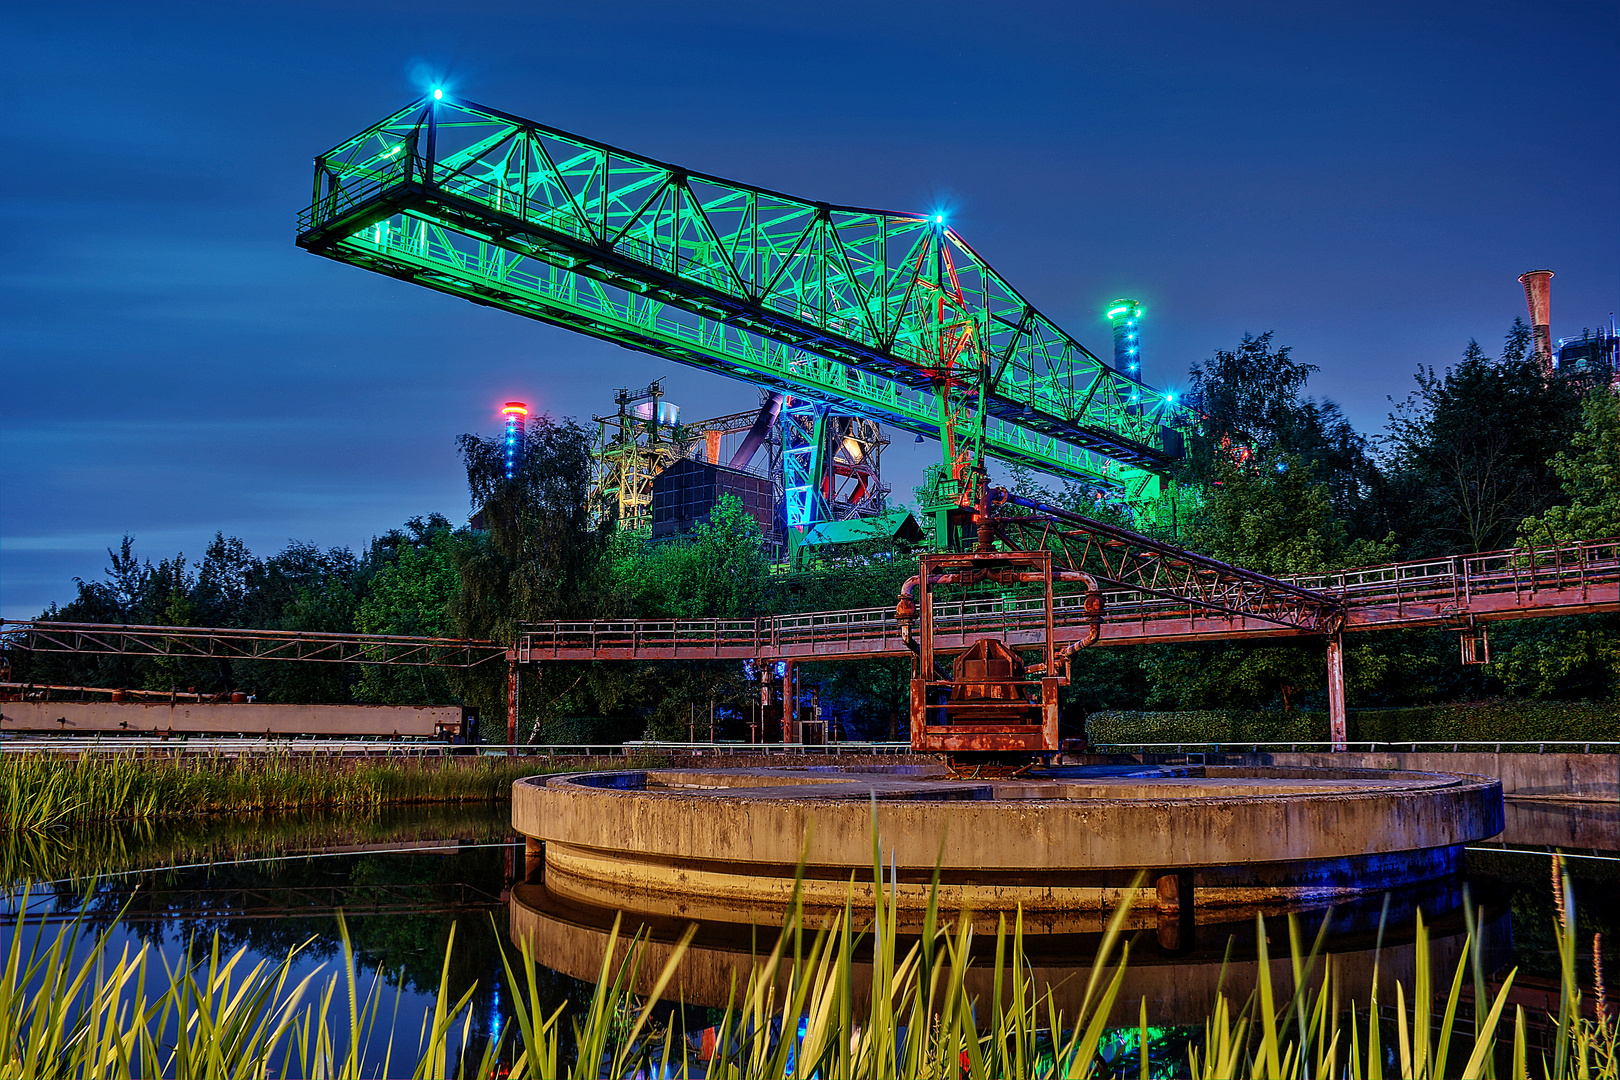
left=896, top=577, right=921, bottom=658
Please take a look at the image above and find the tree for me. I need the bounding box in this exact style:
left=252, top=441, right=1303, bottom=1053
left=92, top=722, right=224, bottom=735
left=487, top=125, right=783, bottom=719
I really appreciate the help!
left=1186, top=332, right=1320, bottom=469
left=448, top=414, right=608, bottom=732
left=353, top=515, right=460, bottom=705
left=605, top=496, right=772, bottom=619
left=1185, top=453, right=1395, bottom=577
left=1385, top=326, right=1583, bottom=555
left=1132, top=333, right=1399, bottom=715
left=1185, top=332, right=1388, bottom=543
left=233, top=541, right=362, bottom=703
left=1517, top=388, right=1620, bottom=545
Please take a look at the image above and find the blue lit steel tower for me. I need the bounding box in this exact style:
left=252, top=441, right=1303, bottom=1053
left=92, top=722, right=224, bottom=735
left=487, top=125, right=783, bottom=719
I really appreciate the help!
left=1106, top=299, right=1142, bottom=379
left=501, top=402, right=527, bottom=479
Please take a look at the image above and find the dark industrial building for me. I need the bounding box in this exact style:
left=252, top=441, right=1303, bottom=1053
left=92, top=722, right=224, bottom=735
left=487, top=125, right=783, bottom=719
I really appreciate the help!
left=1557, top=328, right=1617, bottom=389
left=651, top=458, right=777, bottom=541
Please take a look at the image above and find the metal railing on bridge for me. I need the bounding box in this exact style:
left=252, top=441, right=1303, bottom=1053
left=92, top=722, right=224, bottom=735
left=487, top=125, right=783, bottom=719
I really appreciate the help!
left=517, top=537, right=1620, bottom=661
left=0, top=621, right=507, bottom=667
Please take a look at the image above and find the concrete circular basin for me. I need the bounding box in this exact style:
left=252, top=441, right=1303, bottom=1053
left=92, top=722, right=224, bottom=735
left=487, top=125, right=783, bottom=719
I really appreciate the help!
left=511, top=763, right=1503, bottom=925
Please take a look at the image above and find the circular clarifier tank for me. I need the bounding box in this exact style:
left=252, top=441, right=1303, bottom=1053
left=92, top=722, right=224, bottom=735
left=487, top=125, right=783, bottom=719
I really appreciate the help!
left=510, top=763, right=1504, bottom=934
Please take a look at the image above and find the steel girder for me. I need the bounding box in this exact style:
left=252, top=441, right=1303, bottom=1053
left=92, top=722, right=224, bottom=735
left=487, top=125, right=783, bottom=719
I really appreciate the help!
left=0, top=621, right=505, bottom=667
left=780, top=397, right=830, bottom=530
left=988, top=492, right=1343, bottom=633
left=825, top=415, right=888, bottom=519
left=295, top=97, right=1192, bottom=499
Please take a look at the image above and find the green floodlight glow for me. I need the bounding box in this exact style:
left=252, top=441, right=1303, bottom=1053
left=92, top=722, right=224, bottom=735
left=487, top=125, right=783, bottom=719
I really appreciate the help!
left=1106, top=306, right=1129, bottom=320
left=432, top=87, right=443, bottom=100
left=934, top=214, right=943, bottom=224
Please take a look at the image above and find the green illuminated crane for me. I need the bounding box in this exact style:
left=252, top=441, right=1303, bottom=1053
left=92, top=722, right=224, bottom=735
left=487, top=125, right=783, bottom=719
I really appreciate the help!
left=296, top=95, right=1192, bottom=533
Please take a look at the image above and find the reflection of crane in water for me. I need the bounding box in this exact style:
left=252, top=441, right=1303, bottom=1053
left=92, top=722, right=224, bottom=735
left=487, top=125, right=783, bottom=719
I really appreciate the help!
left=20, top=882, right=508, bottom=925
left=6, top=840, right=519, bottom=925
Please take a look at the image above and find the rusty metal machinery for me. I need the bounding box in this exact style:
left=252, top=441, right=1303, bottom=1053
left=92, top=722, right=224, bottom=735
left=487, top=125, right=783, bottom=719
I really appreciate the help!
left=894, top=472, right=1345, bottom=767
left=897, top=548, right=1103, bottom=770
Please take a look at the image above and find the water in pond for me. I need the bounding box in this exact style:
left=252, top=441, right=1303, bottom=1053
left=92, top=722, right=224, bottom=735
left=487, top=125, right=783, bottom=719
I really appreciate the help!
left=2, top=798, right=1614, bottom=1076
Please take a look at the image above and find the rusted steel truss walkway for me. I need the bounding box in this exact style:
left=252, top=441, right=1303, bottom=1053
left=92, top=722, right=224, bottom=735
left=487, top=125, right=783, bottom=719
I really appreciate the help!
left=518, top=538, right=1619, bottom=663
left=4, top=539, right=1614, bottom=669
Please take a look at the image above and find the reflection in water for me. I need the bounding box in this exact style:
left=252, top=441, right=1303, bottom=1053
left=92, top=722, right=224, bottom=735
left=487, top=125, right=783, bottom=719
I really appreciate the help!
left=509, top=865, right=1515, bottom=1026
left=3, top=805, right=550, bottom=1069
left=0, top=797, right=1612, bottom=1067
left=1496, top=797, right=1619, bottom=852
left=1, top=802, right=519, bottom=888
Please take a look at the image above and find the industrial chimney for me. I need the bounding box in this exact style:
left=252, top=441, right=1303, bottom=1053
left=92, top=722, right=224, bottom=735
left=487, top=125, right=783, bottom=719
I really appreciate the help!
left=1106, top=298, right=1142, bottom=380
left=501, top=401, right=528, bottom=479
left=1518, top=270, right=1554, bottom=377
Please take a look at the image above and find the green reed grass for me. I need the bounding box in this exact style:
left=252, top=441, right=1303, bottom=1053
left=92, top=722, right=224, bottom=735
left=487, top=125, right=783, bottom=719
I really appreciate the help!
left=0, top=802, right=511, bottom=888
left=1, top=842, right=1614, bottom=1078
left=0, top=753, right=579, bottom=831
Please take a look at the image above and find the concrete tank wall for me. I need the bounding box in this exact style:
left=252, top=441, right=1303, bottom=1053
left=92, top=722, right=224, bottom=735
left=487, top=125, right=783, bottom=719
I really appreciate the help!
left=1159, top=751, right=1618, bottom=801
left=0, top=700, right=463, bottom=738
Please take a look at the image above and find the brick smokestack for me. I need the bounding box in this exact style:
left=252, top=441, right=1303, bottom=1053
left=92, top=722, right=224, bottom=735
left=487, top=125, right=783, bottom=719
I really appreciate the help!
left=1519, top=269, right=1554, bottom=376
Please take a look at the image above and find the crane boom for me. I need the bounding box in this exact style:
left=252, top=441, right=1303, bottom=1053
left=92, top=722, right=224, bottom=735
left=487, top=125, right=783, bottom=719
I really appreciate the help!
left=296, top=95, right=1192, bottom=513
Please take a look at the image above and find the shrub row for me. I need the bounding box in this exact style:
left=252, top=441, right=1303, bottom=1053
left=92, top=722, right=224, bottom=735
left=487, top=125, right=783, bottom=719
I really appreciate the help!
left=1087, top=698, right=1616, bottom=746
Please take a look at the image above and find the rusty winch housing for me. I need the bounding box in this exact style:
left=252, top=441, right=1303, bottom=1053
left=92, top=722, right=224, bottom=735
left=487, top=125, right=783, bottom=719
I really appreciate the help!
left=948, top=639, right=1034, bottom=720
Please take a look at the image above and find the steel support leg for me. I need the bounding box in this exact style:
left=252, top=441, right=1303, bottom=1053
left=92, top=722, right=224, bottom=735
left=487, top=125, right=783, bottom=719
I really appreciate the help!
left=506, top=653, right=519, bottom=754
left=781, top=661, right=795, bottom=743
left=758, top=664, right=770, bottom=743
left=1326, top=633, right=1346, bottom=751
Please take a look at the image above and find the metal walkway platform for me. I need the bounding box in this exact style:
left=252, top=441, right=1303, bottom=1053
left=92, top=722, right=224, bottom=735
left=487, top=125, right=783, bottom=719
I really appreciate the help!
left=517, top=538, right=1619, bottom=662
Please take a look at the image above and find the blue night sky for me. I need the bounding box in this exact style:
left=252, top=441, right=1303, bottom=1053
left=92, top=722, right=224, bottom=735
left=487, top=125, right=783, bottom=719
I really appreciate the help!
left=2, top=1, right=1615, bottom=619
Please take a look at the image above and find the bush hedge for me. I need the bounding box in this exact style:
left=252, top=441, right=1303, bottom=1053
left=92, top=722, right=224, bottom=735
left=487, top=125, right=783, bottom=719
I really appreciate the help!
left=1087, top=698, right=1616, bottom=746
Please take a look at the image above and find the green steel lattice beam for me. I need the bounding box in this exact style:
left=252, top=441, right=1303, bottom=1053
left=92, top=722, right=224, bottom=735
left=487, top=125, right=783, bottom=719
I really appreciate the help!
left=295, top=96, right=1193, bottom=502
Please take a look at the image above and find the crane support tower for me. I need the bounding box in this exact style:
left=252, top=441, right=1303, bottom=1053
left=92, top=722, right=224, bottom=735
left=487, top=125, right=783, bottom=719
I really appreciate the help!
left=296, top=94, right=1195, bottom=542
left=590, top=381, right=686, bottom=530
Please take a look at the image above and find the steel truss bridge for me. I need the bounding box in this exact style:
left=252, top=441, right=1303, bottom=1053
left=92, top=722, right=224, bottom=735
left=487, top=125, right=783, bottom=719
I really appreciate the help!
left=295, top=95, right=1194, bottom=530
left=5, top=538, right=1614, bottom=669
left=0, top=622, right=504, bottom=667
left=517, top=538, right=1619, bottom=663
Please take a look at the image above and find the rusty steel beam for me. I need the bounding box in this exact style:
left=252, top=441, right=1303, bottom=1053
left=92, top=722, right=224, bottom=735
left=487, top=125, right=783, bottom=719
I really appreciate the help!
left=0, top=620, right=506, bottom=667
left=987, top=490, right=1343, bottom=633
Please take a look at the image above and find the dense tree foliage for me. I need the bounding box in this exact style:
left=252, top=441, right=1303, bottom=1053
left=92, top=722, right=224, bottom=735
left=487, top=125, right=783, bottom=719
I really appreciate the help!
left=445, top=416, right=607, bottom=728
left=1517, top=388, right=1620, bottom=545
left=18, top=318, right=1616, bottom=735
left=353, top=515, right=459, bottom=705
left=1384, top=321, right=1584, bottom=554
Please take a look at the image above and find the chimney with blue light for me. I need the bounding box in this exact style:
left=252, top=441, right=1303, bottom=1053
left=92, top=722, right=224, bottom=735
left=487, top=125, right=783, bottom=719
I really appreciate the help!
left=1106, top=298, right=1142, bottom=380
left=501, top=401, right=527, bottom=479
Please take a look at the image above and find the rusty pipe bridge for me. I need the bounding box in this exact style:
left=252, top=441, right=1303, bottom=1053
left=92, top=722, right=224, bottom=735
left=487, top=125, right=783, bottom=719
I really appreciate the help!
left=517, top=536, right=1619, bottom=663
